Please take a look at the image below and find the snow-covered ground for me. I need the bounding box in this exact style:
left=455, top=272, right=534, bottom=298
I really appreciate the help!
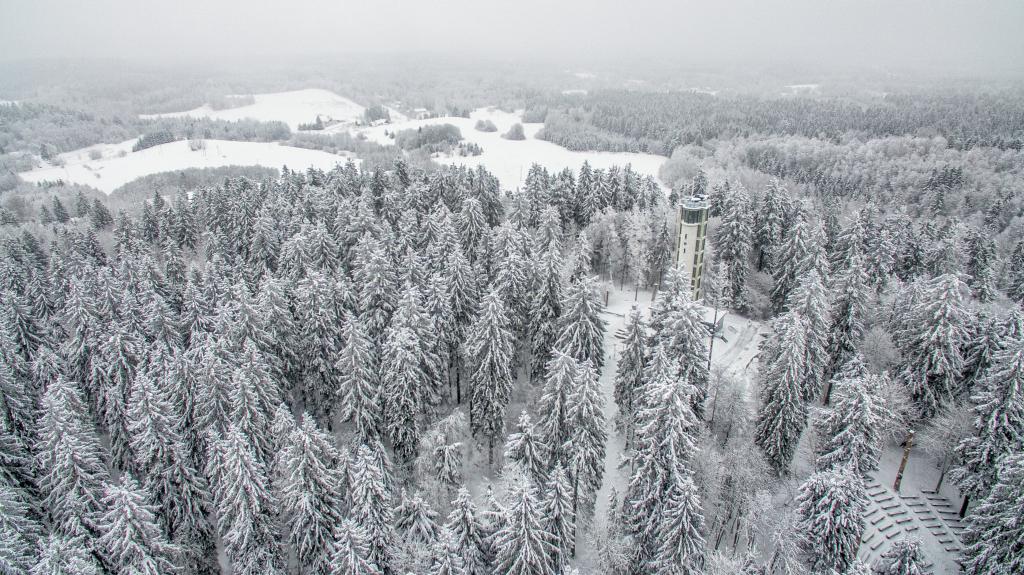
left=20, top=139, right=350, bottom=193
left=23, top=91, right=664, bottom=195
left=139, top=88, right=366, bottom=131
left=348, top=107, right=668, bottom=190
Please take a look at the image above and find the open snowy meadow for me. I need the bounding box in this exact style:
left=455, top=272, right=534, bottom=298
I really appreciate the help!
left=20, top=138, right=352, bottom=193
left=350, top=107, right=668, bottom=190
left=139, top=88, right=366, bottom=130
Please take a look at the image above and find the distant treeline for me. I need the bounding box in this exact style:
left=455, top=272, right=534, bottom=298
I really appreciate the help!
left=533, top=89, right=1024, bottom=155
left=0, top=101, right=290, bottom=172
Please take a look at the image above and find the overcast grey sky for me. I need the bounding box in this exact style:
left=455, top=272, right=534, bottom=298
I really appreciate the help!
left=2, top=0, right=1022, bottom=75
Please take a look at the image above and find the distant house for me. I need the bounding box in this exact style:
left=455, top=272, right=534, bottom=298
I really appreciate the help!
left=412, top=108, right=431, bottom=120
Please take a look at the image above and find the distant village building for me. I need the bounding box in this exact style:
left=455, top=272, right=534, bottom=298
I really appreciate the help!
left=412, top=107, right=431, bottom=120
left=674, top=195, right=710, bottom=300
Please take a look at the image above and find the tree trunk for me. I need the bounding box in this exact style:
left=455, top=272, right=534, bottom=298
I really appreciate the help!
left=822, top=376, right=835, bottom=406
left=732, top=515, right=743, bottom=551
left=456, top=360, right=462, bottom=405
left=571, top=473, right=579, bottom=558
left=707, top=303, right=719, bottom=373
left=959, top=495, right=969, bottom=518
left=934, top=454, right=950, bottom=492
left=708, top=386, right=720, bottom=428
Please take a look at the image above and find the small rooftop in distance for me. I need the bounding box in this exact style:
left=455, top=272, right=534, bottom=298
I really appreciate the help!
left=681, top=195, right=710, bottom=210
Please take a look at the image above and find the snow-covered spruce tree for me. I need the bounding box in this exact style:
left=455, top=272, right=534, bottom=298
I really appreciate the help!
left=491, top=475, right=556, bottom=575
left=655, top=282, right=711, bottom=418
left=0, top=426, right=35, bottom=507
left=966, top=228, right=997, bottom=303
left=396, top=490, right=442, bottom=546
left=446, top=487, right=488, bottom=575
left=383, top=324, right=426, bottom=460
left=960, top=452, right=1024, bottom=575
left=257, top=275, right=300, bottom=385
left=97, top=477, right=179, bottom=575
left=126, top=370, right=213, bottom=569
left=555, top=274, right=606, bottom=374
left=31, top=532, right=103, bottom=575
left=393, top=279, right=446, bottom=407
left=232, top=340, right=283, bottom=461
left=753, top=180, right=789, bottom=272
left=961, top=310, right=1006, bottom=394
left=209, top=426, right=284, bottom=575
left=491, top=224, right=532, bottom=338
left=755, top=312, right=810, bottom=475
left=277, top=415, right=346, bottom=575
left=329, top=519, right=382, bottom=575
left=187, top=333, right=234, bottom=439
left=872, top=538, right=928, bottom=575
left=58, top=280, right=97, bottom=393
left=614, top=305, right=647, bottom=435
left=653, top=468, right=706, bottom=575
left=425, top=272, right=456, bottom=399
left=354, top=233, right=397, bottom=345
left=544, top=462, right=576, bottom=570
left=1, top=287, right=44, bottom=364
left=565, top=359, right=607, bottom=522
left=459, top=197, right=490, bottom=265
left=827, top=250, right=870, bottom=392
left=537, top=350, right=580, bottom=467
left=295, top=271, right=347, bottom=425
left=952, top=336, right=1024, bottom=499
left=504, top=411, right=550, bottom=486
left=445, top=247, right=481, bottom=404
left=35, top=377, right=109, bottom=537
left=815, top=373, right=893, bottom=477
left=428, top=528, right=468, bottom=575
left=1007, top=239, right=1024, bottom=305
left=350, top=444, right=394, bottom=573
left=625, top=346, right=700, bottom=571
left=0, top=348, right=33, bottom=446
left=895, top=274, right=971, bottom=418
left=467, top=288, right=516, bottom=465
left=529, top=245, right=564, bottom=383
left=770, top=216, right=810, bottom=314
left=716, top=183, right=752, bottom=309
left=0, top=484, right=39, bottom=573
left=785, top=269, right=832, bottom=402
left=94, top=325, right=142, bottom=471
left=793, top=467, right=866, bottom=574
left=568, top=231, right=593, bottom=282
left=337, top=312, right=382, bottom=439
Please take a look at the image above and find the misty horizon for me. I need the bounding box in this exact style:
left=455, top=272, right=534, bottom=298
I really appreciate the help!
left=2, top=0, right=1024, bottom=77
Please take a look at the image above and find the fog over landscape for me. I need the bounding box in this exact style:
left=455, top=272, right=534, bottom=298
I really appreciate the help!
left=1, top=2, right=1023, bottom=575
left=3, top=0, right=1024, bottom=74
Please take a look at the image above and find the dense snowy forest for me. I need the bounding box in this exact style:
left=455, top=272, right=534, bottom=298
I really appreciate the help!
left=2, top=118, right=1023, bottom=573
left=1, top=11, right=1023, bottom=572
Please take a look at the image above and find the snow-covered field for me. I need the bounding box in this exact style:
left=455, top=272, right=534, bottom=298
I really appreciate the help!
left=139, top=88, right=365, bottom=131
left=20, top=139, right=350, bottom=193
left=23, top=90, right=665, bottom=196
left=349, top=107, right=668, bottom=190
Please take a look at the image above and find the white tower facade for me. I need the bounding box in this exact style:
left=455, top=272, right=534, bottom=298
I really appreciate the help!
left=674, top=195, right=710, bottom=300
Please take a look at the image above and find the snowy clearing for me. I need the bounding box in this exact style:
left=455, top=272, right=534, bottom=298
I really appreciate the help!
left=349, top=107, right=668, bottom=190
left=20, top=139, right=350, bottom=193
left=138, top=88, right=366, bottom=130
